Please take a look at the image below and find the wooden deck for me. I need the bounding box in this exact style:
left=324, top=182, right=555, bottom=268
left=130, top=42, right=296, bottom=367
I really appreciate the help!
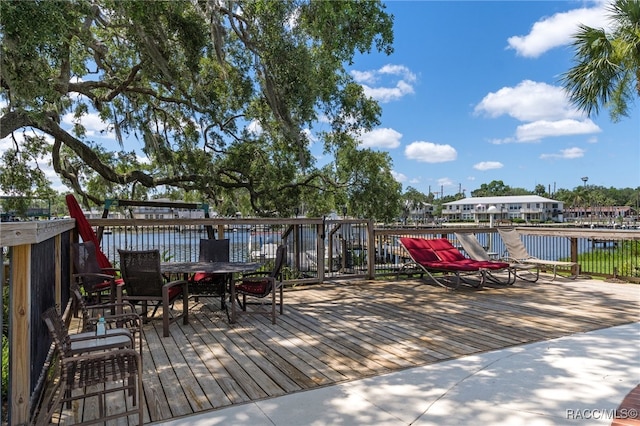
left=58, top=276, right=639, bottom=424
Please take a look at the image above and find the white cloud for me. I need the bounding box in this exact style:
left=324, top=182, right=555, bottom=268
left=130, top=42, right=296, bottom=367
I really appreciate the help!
left=474, top=80, right=583, bottom=122
left=362, top=80, right=414, bottom=103
left=61, top=112, right=115, bottom=139
left=437, top=177, right=454, bottom=188
left=473, top=161, right=504, bottom=171
left=378, top=64, right=417, bottom=82
left=247, top=120, right=263, bottom=135
left=302, top=128, right=316, bottom=143
left=405, top=141, right=457, bottom=163
left=516, top=119, right=601, bottom=142
left=507, top=2, right=610, bottom=58
left=0, top=135, right=13, bottom=151
left=351, top=70, right=377, bottom=84
left=391, top=170, right=407, bottom=183
left=475, top=80, right=602, bottom=142
left=352, top=64, right=416, bottom=103
left=136, top=153, right=152, bottom=165
left=488, top=137, right=515, bottom=145
left=540, top=147, right=585, bottom=159
left=358, top=127, right=402, bottom=149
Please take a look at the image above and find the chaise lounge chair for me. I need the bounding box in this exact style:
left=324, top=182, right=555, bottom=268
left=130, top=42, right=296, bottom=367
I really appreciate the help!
left=454, top=232, right=539, bottom=284
left=497, top=228, right=579, bottom=280
left=399, top=237, right=510, bottom=290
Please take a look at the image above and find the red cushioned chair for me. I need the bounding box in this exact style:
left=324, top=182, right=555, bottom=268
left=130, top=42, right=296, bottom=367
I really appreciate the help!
left=399, top=237, right=510, bottom=290
left=190, top=239, right=230, bottom=317
left=118, top=249, right=188, bottom=337
left=235, top=244, right=286, bottom=324
left=71, top=241, right=118, bottom=305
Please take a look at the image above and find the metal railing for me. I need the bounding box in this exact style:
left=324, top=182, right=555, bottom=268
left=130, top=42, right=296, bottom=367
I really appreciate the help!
left=86, top=218, right=640, bottom=283
left=2, top=218, right=639, bottom=424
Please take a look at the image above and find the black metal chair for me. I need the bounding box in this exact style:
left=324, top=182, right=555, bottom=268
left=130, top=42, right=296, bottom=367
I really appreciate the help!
left=235, top=244, right=286, bottom=324
left=190, top=239, right=230, bottom=315
left=118, top=249, right=189, bottom=337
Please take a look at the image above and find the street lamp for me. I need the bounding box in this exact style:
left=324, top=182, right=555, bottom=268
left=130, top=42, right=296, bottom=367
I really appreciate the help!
left=487, top=205, right=498, bottom=228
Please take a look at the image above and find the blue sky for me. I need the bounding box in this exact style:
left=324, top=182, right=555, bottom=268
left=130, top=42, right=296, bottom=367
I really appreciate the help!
left=336, top=0, right=639, bottom=197
left=1, top=0, right=638, bottom=198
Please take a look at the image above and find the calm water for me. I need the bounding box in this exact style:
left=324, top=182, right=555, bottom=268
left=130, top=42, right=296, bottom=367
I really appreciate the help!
left=98, top=227, right=610, bottom=267
left=100, top=228, right=255, bottom=263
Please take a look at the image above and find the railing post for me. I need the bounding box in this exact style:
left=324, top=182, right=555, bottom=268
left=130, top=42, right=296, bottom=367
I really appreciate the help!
left=317, top=223, right=325, bottom=283
left=367, top=220, right=375, bottom=279
left=10, top=244, right=31, bottom=425
left=570, top=237, right=579, bottom=276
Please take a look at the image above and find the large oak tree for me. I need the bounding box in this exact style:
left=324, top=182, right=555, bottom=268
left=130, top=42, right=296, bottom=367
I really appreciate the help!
left=1, top=0, right=402, bottom=221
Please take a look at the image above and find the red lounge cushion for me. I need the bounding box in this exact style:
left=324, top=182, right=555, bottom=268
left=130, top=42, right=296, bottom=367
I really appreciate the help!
left=192, top=272, right=208, bottom=282
left=93, top=280, right=112, bottom=291
left=425, top=238, right=467, bottom=262
left=236, top=278, right=271, bottom=295
left=167, top=285, right=184, bottom=301
left=192, top=272, right=226, bottom=282
left=93, top=277, right=123, bottom=291
left=399, top=238, right=440, bottom=263
left=477, top=260, right=510, bottom=270
left=424, top=260, right=479, bottom=272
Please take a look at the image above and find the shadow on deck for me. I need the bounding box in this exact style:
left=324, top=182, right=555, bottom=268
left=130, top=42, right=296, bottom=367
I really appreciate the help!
left=58, top=275, right=639, bottom=424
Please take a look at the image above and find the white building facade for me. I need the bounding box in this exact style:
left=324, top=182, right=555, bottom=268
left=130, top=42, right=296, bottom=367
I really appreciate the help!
left=442, top=195, right=564, bottom=223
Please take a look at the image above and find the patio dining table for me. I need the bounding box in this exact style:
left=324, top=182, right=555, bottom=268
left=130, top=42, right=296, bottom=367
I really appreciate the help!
left=160, top=261, right=262, bottom=323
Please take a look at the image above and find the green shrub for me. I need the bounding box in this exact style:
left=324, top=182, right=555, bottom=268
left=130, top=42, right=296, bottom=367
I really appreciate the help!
left=2, top=334, right=7, bottom=401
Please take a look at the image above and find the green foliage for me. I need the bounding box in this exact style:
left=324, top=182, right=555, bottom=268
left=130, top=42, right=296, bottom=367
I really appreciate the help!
left=0, top=134, right=54, bottom=199
left=2, top=335, right=6, bottom=402
left=2, top=285, right=7, bottom=402
left=471, top=180, right=530, bottom=197
left=561, top=0, right=640, bottom=121
left=1, top=0, right=398, bottom=217
left=577, top=241, right=640, bottom=277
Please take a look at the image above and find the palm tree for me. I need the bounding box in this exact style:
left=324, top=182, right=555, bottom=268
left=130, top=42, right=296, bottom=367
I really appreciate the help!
left=561, top=0, right=640, bottom=122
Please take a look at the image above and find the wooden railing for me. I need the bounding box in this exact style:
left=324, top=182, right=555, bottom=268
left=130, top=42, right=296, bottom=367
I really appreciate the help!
left=1, top=219, right=75, bottom=425
left=2, top=218, right=639, bottom=423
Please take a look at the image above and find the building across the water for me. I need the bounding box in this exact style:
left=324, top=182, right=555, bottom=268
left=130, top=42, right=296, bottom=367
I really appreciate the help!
left=442, top=195, right=564, bottom=223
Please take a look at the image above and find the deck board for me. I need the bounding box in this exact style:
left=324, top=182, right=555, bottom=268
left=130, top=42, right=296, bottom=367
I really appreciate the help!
left=56, top=276, right=639, bottom=424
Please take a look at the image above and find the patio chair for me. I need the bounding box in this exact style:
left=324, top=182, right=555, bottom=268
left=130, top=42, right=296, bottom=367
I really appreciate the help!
left=71, top=241, right=119, bottom=304
left=70, top=282, right=143, bottom=356
left=497, top=228, right=579, bottom=280
left=398, top=237, right=510, bottom=289
left=190, top=238, right=230, bottom=316
left=118, top=249, right=189, bottom=337
left=235, top=244, right=286, bottom=324
left=454, top=232, right=539, bottom=284
left=39, top=306, right=143, bottom=425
